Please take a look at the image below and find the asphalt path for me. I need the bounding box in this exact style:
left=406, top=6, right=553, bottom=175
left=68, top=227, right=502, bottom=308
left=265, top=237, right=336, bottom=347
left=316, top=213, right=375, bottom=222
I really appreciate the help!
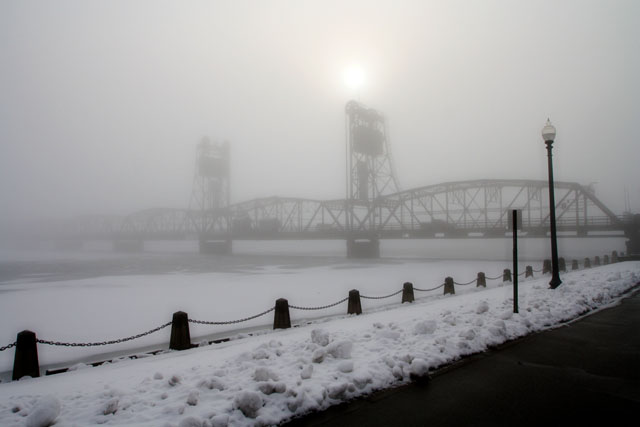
left=285, top=288, right=640, bottom=426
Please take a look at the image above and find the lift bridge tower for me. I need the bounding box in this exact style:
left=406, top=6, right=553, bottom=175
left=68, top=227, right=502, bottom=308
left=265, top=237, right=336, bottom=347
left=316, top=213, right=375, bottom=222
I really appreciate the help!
left=189, top=137, right=232, bottom=254
left=345, top=101, right=400, bottom=257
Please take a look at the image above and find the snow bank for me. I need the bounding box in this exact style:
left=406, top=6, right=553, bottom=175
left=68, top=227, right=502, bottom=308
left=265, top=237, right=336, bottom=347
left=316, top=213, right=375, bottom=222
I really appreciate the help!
left=0, top=262, right=637, bottom=426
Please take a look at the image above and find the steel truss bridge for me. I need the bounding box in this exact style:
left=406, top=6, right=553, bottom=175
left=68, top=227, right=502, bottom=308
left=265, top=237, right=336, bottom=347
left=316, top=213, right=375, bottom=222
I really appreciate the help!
left=56, top=179, right=631, bottom=241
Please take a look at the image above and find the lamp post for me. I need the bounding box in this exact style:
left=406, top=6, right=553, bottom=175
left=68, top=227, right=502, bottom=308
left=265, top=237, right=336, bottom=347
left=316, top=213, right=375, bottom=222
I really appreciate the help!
left=542, top=119, right=562, bottom=289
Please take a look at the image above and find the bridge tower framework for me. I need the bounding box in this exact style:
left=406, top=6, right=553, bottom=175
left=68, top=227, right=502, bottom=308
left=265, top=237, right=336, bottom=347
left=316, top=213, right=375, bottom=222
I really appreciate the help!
left=345, top=100, right=400, bottom=257
left=189, top=137, right=232, bottom=254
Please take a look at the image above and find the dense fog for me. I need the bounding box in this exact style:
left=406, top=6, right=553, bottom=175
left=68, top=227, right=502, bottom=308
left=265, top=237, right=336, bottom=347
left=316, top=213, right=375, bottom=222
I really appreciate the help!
left=1, top=0, right=639, bottom=223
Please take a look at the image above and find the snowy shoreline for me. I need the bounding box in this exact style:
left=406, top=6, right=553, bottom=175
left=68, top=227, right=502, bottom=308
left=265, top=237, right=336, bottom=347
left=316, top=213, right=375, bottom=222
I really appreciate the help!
left=1, top=262, right=638, bottom=427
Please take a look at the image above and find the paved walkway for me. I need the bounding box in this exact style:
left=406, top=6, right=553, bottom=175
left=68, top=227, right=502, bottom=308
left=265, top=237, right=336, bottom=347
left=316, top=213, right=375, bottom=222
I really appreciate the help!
left=285, top=288, right=640, bottom=426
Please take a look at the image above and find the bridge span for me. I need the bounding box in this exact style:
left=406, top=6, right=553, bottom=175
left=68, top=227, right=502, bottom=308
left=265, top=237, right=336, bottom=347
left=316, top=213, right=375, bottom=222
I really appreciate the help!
left=56, top=179, right=634, bottom=244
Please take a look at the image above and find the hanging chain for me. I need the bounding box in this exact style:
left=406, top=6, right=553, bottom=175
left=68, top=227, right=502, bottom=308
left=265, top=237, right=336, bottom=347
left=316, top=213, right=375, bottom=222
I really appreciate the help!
left=189, top=307, right=275, bottom=325
left=414, top=283, right=445, bottom=292
left=361, top=289, right=403, bottom=300
left=0, top=342, right=16, bottom=352
left=36, top=322, right=172, bottom=347
left=290, top=297, right=350, bottom=311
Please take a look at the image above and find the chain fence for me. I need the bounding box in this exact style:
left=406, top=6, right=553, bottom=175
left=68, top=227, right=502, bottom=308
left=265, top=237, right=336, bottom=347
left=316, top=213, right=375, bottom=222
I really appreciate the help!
left=189, top=307, right=275, bottom=325
left=453, top=278, right=476, bottom=286
left=414, top=283, right=445, bottom=292
left=290, top=297, right=350, bottom=311
left=361, top=289, right=404, bottom=300
left=36, top=321, right=172, bottom=348
left=0, top=342, right=16, bottom=352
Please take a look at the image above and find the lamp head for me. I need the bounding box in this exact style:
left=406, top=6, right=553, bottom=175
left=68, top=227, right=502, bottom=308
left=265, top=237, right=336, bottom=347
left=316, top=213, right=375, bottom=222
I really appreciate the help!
left=541, top=118, right=556, bottom=143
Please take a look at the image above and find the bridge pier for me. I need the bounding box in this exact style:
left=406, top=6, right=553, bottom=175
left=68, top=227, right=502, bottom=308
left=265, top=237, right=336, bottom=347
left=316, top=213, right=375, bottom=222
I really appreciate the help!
left=625, top=239, right=640, bottom=259
left=199, top=239, right=232, bottom=255
left=113, top=239, right=144, bottom=252
left=346, top=237, right=380, bottom=259
left=625, top=214, right=640, bottom=259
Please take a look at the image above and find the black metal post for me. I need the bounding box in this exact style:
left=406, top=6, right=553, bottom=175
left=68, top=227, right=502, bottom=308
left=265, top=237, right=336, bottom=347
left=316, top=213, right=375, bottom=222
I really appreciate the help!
left=273, top=298, right=291, bottom=329
left=169, top=311, right=191, bottom=351
left=348, top=289, right=362, bottom=315
left=546, top=140, right=562, bottom=289
left=13, top=330, right=40, bottom=380
left=512, top=210, right=519, bottom=313
left=402, top=282, right=415, bottom=302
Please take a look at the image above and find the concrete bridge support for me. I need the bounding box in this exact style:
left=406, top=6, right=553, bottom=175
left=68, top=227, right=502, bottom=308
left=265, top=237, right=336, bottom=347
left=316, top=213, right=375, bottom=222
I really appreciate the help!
left=346, top=238, right=380, bottom=258
left=199, top=239, right=232, bottom=255
left=625, top=214, right=640, bottom=258
left=113, top=239, right=144, bottom=252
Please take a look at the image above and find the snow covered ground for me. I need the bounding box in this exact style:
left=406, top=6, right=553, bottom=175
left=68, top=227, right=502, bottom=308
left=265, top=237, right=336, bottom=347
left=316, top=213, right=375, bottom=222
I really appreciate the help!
left=0, top=258, right=638, bottom=426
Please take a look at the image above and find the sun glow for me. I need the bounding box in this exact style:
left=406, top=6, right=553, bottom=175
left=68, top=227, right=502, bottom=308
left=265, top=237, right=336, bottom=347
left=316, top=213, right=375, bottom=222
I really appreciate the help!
left=343, top=64, right=366, bottom=92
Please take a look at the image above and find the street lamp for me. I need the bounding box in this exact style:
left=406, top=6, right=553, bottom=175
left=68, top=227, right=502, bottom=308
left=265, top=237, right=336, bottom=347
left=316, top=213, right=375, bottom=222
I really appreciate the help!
left=542, top=119, right=562, bottom=289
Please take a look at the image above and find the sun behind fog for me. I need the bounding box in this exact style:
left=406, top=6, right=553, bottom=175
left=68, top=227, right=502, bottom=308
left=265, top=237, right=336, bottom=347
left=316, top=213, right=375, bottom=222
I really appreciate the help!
left=343, top=64, right=366, bottom=91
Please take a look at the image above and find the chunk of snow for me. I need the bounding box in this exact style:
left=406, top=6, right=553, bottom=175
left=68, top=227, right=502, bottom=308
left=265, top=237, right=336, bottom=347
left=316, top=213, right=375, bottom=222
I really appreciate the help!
left=327, top=383, right=349, bottom=399
left=252, top=348, right=271, bottom=360
left=392, top=365, right=404, bottom=379
left=353, top=372, right=373, bottom=389
left=414, top=320, right=437, bottom=335
left=198, top=377, right=225, bottom=391
left=338, top=360, right=354, bottom=373
left=253, top=367, right=278, bottom=382
left=257, top=382, right=286, bottom=395
left=25, top=396, right=60, bottom=427
left=312, top=348, right=326, bottom=363
left=233, top=391, right=263, bottom=418
left=476, top=301, right=490, bottom=314
left=327, top=340, right=353, bottom=359
left=300, top=364, right=313, bottom=379
left=186, top=390, right=199, bottom=406
left=101, top=398, right=118, bottom=415
left=311, top=329, right=330, bottom=346
left=410, top=358, right=430, bottom=378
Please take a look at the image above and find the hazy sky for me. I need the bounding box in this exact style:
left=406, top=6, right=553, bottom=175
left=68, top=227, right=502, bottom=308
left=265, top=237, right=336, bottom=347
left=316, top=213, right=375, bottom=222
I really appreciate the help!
left=1, top=0, right=639, bottom=221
